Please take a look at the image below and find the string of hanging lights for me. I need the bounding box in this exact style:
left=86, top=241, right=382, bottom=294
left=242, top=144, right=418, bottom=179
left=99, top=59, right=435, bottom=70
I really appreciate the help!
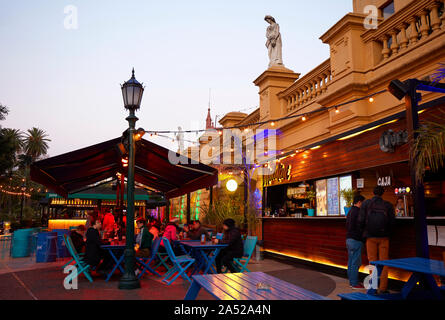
left=143, top=90, right=386, bottom=135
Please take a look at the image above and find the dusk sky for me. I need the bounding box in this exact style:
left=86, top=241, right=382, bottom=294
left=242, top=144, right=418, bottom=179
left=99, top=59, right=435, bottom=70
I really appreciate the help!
left=0, top=0, right=352, bottom=157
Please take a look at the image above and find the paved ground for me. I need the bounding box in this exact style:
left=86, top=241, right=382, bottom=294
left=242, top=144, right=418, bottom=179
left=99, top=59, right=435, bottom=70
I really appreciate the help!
left=0, top=253, right=363, bottom=300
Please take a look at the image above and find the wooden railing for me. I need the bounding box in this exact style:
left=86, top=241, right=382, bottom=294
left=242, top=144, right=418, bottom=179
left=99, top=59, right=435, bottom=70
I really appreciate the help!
left=279, top=59, right=332, bottom=114
left=362, top=0, right=445, bottom=64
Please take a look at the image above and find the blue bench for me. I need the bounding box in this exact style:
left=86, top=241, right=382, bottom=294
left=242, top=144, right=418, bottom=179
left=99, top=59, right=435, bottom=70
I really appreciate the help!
left=338, top=293, right=386, bottom=300
left=185, top=272, right=329, bottom=300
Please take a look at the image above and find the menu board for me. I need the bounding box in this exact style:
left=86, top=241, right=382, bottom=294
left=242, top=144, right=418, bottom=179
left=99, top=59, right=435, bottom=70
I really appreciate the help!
left=339, top=176, right=352, bottom=215
left=327, top=177, right=340, bottom=216
left=316, top=179, right=327, bottom=216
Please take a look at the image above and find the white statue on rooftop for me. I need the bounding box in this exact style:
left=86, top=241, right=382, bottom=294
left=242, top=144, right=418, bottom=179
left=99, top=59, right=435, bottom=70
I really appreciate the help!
left=265, top=15, right=284, bottom=68
left=176, top=126, right=184, bottom=152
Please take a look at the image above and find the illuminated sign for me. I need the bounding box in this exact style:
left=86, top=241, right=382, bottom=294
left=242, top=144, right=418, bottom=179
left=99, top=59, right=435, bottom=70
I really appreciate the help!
left=263, top=164, right=292, bottom=186
left=377, top=176, right=391, bottom=187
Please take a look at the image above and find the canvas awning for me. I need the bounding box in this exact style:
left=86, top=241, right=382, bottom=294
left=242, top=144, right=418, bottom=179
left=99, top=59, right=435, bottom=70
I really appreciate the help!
left=30, top=137, right=218, bottom=199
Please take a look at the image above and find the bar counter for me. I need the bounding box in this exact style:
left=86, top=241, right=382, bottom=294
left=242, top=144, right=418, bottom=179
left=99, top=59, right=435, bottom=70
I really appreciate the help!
left=261, top=216, right=445, bottom=281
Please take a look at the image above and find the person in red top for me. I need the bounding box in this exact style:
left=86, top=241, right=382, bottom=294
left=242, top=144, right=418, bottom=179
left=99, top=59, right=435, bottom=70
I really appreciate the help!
left=159, top=218, right=181, bottom=255
left=102, top=211, right=115, bottom=234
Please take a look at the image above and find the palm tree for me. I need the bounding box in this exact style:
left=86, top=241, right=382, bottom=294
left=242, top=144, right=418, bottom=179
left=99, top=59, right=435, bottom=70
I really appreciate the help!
left=2, top=128, right=24, bottom=154
left=23, top=127, right=51, bottom=161
left=412, top=113, right=445, bottom=181
left=412, top=64, right=445, bottom=181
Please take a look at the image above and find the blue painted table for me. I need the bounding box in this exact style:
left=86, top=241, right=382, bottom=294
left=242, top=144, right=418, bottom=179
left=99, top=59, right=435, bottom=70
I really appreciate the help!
left=185, top=272, right=329, bottom=300
left=100, top=245, right=126, bottom=281
left=179, top=241, right=227, bottom=275
left=370, top=257, right=445, bottom=299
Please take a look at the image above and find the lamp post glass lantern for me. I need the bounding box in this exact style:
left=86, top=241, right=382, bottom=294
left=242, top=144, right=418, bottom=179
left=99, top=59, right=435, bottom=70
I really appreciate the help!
left=118, top=69, right=144, bottom=290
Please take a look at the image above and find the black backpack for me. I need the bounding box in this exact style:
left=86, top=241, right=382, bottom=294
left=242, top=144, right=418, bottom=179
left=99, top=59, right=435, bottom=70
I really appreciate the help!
left=366, top=199, right=389, bottom=237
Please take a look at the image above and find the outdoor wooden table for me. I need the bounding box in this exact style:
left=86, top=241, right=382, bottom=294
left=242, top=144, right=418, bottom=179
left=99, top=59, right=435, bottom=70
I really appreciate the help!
left=179, top=241, right=227, bottom=275
left=185, top=271, right=329, bottom=300
left=369, top=257, right=445, bottom=299
left=100, top=244, right=126, bottom=281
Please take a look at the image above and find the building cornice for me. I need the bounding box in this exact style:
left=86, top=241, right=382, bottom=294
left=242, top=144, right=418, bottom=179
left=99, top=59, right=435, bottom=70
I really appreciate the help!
left=320, top=13, right=369, bottom=44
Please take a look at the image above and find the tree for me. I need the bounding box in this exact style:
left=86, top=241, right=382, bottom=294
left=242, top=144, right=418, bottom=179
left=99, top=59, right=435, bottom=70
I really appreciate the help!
left=0, top=130, right=16, bottom=175
left=23, top=127, right=51, bottom=160
left=412, top=110, right=445, bottom=180
left=412, top=64, right=445, bottom=180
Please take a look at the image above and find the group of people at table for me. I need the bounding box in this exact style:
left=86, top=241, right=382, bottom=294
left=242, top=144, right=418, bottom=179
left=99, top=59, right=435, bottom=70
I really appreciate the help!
left=68, top=214, right=244, bottom=278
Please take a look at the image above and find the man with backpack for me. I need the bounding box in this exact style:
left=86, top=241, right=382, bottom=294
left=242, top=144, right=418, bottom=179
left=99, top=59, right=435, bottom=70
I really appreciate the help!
left=359, top=186, right=395, bottom=294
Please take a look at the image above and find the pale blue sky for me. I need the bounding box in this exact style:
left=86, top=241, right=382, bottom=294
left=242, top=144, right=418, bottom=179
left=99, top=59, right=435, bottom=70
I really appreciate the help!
left=0, top=0, right=352, bottom=156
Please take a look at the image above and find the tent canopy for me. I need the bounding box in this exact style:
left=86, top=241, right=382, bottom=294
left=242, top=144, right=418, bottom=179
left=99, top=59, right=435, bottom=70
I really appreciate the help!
left=30, top=137, right=218, bottom=199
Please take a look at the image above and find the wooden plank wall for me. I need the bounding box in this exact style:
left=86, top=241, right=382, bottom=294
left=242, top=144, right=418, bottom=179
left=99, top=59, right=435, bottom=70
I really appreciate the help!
left=263, top=218, right=444, bottom=281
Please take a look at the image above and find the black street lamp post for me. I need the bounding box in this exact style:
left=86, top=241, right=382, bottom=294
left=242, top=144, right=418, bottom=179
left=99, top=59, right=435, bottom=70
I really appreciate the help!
left=118, top=69, right=144, bottom=290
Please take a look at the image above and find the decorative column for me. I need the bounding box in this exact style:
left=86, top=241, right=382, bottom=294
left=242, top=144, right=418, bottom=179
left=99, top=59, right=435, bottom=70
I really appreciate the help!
left=381, top=36, right=391, bottom=59
left=310, top=82, right=316, bottom=99
left=429, top=2, right=441, bottom=33
left=316, top=77, right=322, bottom=96
left=408, top=17, right=419, bottom=45
left=419, top=10, right=430, bottom=38
left=390, top=30, right=399, bottom=55
left=303, top=86, right=309, bottom=103
left=321, top=74, right=327, bottom=93
left=398, top=24, right=409, bottom=50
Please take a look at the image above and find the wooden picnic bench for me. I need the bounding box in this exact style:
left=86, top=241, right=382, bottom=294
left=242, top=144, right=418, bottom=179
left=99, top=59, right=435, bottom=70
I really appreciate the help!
left=184, top=271, right=328, bottom=300
left=370, top=257, right=445, bottom=300
left=338, top=292, right=387, bottom=300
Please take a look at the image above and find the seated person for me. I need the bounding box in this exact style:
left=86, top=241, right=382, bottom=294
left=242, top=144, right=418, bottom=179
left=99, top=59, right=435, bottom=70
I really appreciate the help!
left=85, top=219, right=114, bottom=276
left=179, top=223, right=190, bottom=239
left=149, top=222, right=160, bottom=239
left=135, top=218, right=153, bottom=258
left=159, top=218, right=182, bottom=255
left=215, top=219, right=244, bottom=273
left=188, top=220, right=210, bottom=241
left=70, top=224, right=86, bottom=253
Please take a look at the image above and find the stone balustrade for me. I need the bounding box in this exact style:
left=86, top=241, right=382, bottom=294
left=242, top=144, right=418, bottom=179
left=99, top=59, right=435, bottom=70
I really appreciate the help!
left=362, top=0, right=445, bottom=64
left=279, top=59, right=331, bottom=114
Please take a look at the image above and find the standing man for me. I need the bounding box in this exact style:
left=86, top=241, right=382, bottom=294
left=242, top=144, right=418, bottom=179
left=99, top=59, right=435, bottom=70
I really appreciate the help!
left=359, top=186, right=395, bottom=294
left=346, top=195, right=365, bottom=289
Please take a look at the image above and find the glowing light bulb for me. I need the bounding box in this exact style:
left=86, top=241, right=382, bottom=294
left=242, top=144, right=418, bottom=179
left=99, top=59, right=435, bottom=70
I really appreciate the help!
left=226, top=179, right=238, bottom=192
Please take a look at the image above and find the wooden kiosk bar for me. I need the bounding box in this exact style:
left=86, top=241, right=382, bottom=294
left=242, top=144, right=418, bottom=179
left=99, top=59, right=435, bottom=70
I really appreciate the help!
left=261, top=102, right=445, bottom=281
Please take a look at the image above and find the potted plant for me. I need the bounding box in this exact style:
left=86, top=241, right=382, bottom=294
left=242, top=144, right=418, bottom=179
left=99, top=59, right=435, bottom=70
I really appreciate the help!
left=340, top=188, right=356, bottom=216
left=305, top=190, right=316, bottom=217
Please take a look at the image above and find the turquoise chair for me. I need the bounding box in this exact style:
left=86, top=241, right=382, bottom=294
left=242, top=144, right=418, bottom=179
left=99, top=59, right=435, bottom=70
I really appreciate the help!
left=216, top=233, right=223, bottom=240
left=154, top=244, right=172, bottom=273
left=135, top=237, right=162, bottom=279
left=161, top=237, right=195, bottom=285
left=63, top=234, right=93, bottom=283
left=62, top=237, right=85, bottom=270
left=232, top=236, right=257, bottom=273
